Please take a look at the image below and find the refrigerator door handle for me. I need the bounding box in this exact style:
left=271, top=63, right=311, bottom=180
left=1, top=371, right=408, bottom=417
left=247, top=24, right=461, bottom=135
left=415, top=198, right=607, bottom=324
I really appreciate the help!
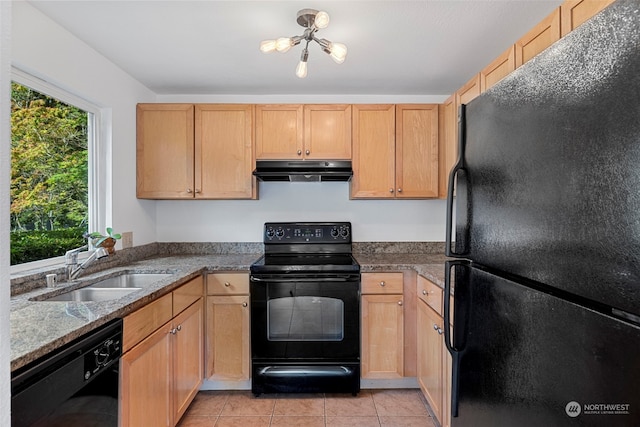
left=444, top=260, right=468, bottom=418
left=446, top=104, right=468, bottom=257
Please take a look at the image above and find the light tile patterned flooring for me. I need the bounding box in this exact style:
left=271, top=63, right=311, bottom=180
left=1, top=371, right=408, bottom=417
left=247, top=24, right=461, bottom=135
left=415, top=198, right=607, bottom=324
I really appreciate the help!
left=177, top=389, right=437, bottom=427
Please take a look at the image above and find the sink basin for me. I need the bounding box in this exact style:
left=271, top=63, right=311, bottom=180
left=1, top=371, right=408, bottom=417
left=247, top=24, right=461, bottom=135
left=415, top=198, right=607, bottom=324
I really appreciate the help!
left=88, top=273, right=173, bottom=288
left=34, top=272, right=173, bottom=302
left=40, top=287, right=142, bottom=302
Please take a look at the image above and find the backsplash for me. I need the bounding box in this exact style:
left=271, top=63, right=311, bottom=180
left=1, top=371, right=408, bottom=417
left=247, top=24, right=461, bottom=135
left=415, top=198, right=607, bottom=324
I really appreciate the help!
left=10, top=241, right=445, bottom=296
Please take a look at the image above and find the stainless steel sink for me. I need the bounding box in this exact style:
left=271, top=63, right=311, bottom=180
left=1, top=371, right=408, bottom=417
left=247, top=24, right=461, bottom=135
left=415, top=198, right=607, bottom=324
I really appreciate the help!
left=88, top=273, right=172, bottom=288
left=34, top=272, right=173, bottom=302
left=41, top=287, right=142, bottom=302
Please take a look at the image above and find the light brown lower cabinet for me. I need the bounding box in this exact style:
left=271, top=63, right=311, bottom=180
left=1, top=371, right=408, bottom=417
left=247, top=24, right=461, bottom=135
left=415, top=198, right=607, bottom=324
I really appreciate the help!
left=417, top=298, right=444, bottom=422
left=361, top=272, right=405, bottom=379
left=205, top=273, right=250, bottom=381
left=417, top=275, right=452, bottom=427
left=120, top=277, right=204, bottom=427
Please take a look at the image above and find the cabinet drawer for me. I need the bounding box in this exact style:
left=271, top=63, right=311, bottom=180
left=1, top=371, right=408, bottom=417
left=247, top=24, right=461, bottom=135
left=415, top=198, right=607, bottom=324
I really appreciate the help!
left=417, top=275, right=443, bottom=316
left=362, top=272, right=404, bottom=294
left=123, top=293, right=173, bottom=352
left=207, top=273, right=249, bottom=295
left=173, top=275, right=204, bottom=315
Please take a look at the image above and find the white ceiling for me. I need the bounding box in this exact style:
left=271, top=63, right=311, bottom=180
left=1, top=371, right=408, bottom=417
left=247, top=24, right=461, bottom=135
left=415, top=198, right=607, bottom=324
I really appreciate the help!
left=27, top=0, right=563, bottom=96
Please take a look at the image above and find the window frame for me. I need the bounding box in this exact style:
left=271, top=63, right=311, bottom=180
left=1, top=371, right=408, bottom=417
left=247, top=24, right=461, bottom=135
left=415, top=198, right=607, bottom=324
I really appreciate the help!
left=10, top=68, right=107, bottom=273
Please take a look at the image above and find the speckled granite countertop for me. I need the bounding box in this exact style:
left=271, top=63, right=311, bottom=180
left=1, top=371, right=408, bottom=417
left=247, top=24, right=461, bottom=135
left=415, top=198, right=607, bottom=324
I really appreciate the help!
left=10, top=254, right=259, bottom=372
left=11, top=244, right=449, bottom=372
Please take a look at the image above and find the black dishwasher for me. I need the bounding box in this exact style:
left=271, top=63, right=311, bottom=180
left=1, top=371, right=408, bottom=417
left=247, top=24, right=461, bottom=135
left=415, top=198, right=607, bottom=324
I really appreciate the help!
left=11, top=318, right=123, bottom=427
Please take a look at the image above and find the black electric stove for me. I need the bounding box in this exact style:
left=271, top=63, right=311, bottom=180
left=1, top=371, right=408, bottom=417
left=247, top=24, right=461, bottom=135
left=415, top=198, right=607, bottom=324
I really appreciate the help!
left=250, top=222, right=361, bottom=395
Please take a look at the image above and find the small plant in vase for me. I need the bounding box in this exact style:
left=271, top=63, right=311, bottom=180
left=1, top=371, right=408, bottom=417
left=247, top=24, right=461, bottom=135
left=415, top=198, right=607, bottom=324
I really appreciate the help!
left=85, top=227, right=121, bottom=255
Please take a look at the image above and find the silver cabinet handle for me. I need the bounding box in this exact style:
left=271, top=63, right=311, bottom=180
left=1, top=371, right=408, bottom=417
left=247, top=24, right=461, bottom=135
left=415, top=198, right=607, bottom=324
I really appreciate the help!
left=379, top=281, right=386, bottom=287
left=297, top=150, right=302, bottom=155
left=397, top=188, right=402, bottom=193
left=176, top=325, right=182, bottom=332
left=242, top=302, right=248, bottom=307
left=170, top=328, right=177, bottom=335
left=186, top=189, right=193, bottom=193
left=305, top=149, right=310, bottom=155
left=422, top=289, right=427, bottom=295
left=195, top=189, right=201, bottom=194
left=398, top=300, right=403, bottom=306
left=224, top=282, right=231, bottom=287
left=389, top=188, right=394, bottom=193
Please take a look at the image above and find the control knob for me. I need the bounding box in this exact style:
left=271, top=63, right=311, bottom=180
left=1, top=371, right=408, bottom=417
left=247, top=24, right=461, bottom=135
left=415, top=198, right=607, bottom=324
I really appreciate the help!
left=266, top=228, right=275, bottom=238
left=340, top=227, right=350, bottom=238
left=330, top=228, right=339, bottom=238
left=275, top=228, right=285, bottom=238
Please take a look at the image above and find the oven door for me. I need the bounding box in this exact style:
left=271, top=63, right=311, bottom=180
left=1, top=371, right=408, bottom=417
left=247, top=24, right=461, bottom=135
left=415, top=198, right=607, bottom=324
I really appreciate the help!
left=250, top=274, right=360, bottom=362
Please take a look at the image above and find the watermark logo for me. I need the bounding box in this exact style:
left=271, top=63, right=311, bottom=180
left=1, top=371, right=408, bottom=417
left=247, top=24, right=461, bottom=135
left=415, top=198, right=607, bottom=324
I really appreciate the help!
left=565, top=401, right=631, bottom=417
left=565, top=401, right=581, bottom=418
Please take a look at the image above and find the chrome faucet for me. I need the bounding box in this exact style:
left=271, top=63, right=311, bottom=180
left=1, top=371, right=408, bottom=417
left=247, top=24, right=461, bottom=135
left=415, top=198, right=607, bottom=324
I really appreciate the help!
left=65, top=245, right=110, bottom=281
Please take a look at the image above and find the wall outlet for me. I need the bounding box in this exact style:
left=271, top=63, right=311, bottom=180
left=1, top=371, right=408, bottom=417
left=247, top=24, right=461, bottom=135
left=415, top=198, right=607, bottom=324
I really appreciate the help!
left=121, top=231, right=133, bottom=249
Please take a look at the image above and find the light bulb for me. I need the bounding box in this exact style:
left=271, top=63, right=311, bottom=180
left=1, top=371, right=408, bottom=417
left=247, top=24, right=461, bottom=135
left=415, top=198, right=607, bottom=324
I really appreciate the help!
left=259, top=40, right=276, bottom=53
left=275, top=37, right=293, bottom=53
left=314, top=11, right=330, bottom=29
left=329, top=42, right=347, bottom=64
left=296, top=60, right=308, bottom=78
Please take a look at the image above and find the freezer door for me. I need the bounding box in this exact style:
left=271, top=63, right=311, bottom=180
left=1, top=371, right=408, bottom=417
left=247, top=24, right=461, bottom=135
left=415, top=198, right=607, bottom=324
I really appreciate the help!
left=448, top=0, right=640, bottom=318
left=445, top=262, right=640, bottom=427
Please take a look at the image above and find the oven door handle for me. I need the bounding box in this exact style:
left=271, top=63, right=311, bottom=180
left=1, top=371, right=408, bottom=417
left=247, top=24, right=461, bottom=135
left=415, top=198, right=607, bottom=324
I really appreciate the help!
left=250, top=276, right=358, bottom=283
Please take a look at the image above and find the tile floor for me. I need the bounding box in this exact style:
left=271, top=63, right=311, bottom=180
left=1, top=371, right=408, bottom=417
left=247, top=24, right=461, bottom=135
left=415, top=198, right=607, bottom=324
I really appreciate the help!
left=177, top=389, right=437, bottom=427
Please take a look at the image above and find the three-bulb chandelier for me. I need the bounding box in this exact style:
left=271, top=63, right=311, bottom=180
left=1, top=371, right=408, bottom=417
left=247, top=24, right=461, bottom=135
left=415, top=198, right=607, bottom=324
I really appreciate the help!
left=259, top=8, right=347, bottom=78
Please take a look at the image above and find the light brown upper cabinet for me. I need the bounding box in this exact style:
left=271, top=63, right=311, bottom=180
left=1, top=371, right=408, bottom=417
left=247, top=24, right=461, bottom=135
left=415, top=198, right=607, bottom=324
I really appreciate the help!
left=480, top=45, right=516, bottom=93
left=351, top=104, right=438, bottom=199
left=396, top=105, right=439, bottom=198
left=255, top=104, right=351, bottom=160
left=137, top=104, right=194, bottom=199
left=351, top=104, right=396, bottom=198
left=438, top=95, right=456, bottom=199
left=195, top=104, right=255, bottom=199
left=560, top=0, right=615, bottom=36
left=136, top=103, right=255, bottom=199
left=456, top=74, right=481, bottom=107
left=515, top=7, right=561, bottom=67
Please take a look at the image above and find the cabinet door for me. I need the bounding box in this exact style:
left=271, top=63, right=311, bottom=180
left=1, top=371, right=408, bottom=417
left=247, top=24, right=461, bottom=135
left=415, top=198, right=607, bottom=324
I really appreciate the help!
left=438, top=95, right=456, bottom=199
left=304, top=104, right=352, bottom=159
left=480, top=45, right=516, bottom=92
left=173, top=298, right=204, bottom=424
left=195, top=105, right=255, bottom=199
left=120, top=322, right=172, bottom=427
left=206, top=295, right=250, bottom=380
left=351, top=104, right=395, bottom=199
left=361, top=294, right=404, bottom=379
left=560, top=0, right=615, bottom=36
left=395, top=105, right=439, bottom=198
left=136, top=104, right=194, bottom=199
left=417, top=299, right=444, bottom=423
left=255, top=104, right=303, bottom=159
left=515, top=7, right=561, bottom=67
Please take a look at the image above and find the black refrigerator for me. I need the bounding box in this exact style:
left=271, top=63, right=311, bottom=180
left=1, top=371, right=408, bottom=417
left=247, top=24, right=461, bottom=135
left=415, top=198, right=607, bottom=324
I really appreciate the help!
left=444, top=0, right=640, bottom=426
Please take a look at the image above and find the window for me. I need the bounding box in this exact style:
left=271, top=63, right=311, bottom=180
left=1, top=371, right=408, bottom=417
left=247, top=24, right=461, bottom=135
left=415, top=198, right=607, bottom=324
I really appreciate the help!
left=10, top=70, right=102, bottom=269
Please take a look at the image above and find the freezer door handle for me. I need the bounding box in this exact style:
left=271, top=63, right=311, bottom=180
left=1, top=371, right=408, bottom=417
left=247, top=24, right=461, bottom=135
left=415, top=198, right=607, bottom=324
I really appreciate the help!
left=444, top=260, right=469, bottom=418
left=445, top=104, right=468, bottom=257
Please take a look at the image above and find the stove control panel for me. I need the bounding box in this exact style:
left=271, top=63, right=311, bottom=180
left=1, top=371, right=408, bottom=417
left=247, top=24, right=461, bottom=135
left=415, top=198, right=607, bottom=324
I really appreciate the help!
left=264, top=222, right=352, bottom=243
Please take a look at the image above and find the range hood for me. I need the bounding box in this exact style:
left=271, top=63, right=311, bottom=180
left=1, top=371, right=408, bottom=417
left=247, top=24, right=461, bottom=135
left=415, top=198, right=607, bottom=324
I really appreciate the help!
left=253, top=160, right=353, bottom=182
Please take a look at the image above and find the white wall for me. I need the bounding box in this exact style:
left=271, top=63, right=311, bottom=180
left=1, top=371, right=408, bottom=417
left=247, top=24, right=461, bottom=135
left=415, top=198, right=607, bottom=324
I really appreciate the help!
left=157, top=94, right=450, bottom=242
left=11, top=0, right=158, bottom=245
left=1, top=2, right=12, bottom=424
left=157, top=182, right=447, bottom=242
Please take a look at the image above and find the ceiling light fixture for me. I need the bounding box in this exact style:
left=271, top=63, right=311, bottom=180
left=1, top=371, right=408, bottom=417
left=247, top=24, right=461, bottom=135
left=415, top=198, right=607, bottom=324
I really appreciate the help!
left=260, top=8, right=347, bottom=79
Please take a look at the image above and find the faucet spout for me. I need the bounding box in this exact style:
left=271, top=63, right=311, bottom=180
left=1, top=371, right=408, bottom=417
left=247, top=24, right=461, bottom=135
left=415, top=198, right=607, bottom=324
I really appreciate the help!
left=67, top=247, right=110, bottom=281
